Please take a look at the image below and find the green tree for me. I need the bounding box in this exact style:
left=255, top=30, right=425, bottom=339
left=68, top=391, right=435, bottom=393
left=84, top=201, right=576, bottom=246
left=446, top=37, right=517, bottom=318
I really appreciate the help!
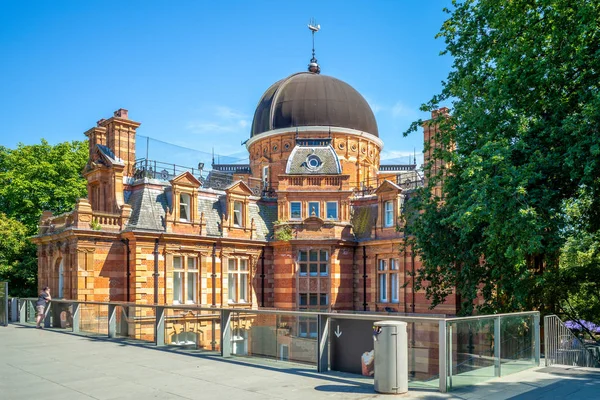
left=0, top=140, right=88, bottom=232
left=0, top=140, right=88, bottom=296
left=403, top=0, right=600, bottom=315
left=0, top=213, right=37, bottom=297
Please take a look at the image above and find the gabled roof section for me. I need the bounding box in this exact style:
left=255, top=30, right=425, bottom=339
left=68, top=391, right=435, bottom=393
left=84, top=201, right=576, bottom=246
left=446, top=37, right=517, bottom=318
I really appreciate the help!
left=374, top=179, right=403, bottom=195
left=224, top=180, right=254, bottom=196
left=84, top=144, right=124, bottom=174
left=170, top=171, right=201, bottom=188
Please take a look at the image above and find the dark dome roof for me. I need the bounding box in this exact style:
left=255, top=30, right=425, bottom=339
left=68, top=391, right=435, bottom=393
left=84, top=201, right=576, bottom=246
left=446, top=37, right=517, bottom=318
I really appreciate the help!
left=251, top=72, right=378, bottom=137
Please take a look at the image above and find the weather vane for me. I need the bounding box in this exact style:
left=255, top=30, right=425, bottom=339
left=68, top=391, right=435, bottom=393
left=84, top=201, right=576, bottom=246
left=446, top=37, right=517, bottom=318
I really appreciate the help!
left=308, top=18, right=321, bottom=74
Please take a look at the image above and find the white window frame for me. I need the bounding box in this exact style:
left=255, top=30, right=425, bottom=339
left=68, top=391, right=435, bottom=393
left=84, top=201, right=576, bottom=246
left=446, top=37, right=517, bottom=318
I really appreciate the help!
left=378, top=258, right=400, bottom=304
left=262, top=165, right=269, bottom=187
left=390, top=259, right=399, bottom=303
left=233, top=200, right=243, bottom=227
left=173, top=256, right=184, bottom=304
left=186, top=257, right=198, bottom=304
left=326, top=201, right=338, bottom=220
left=228, top=258, right=250, bottom=304
left=180, top=193, right=191, bottom=222
left=290, top=201, right=302, bottom=219
left=378, top=259, right=388, bottom=303
left=384, top=200, right=394, bottom=227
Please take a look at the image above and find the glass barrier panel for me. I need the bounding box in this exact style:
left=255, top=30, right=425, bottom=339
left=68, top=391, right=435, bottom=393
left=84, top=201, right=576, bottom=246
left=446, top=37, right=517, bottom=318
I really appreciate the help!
left=116, top=305, right=156, bottom=343
left=164, top=307, right=220, bottom=351
left=407, top=322, right=440, bottom=388
left=500, top=314, right=535, bottom=375
left=79, top=303, right=109, bottom=336
left=199, top=309, right=221, bottom=352
left=234, top=311, right=277, bottom=359
left=280, top=314, right=317, bottom=365
left=447, top=318, right=496, bottom=390
left=25, top=299, right=37, bottom=324
left=49, top=302, right=74, bottom=330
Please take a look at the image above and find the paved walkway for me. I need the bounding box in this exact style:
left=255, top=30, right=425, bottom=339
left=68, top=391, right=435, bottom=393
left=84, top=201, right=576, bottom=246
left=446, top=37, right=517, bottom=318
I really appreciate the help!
left=1, top=324, right=599, bottom=399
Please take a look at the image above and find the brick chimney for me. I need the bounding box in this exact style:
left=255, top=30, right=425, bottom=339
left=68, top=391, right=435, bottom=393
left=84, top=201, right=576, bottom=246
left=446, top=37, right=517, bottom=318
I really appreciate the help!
left=101, top=109, right=140, bottom=177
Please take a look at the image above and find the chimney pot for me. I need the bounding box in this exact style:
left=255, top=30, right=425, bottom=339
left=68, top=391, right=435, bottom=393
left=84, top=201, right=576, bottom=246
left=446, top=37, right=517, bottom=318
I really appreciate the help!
left=97, top=118, right=106, bottom=126
left=114, top=108, right=129, bottom=119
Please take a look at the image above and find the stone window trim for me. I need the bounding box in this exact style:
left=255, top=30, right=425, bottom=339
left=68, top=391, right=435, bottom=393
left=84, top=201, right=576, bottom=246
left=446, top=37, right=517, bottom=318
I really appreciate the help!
left=171, top=254, right=200, bottom=305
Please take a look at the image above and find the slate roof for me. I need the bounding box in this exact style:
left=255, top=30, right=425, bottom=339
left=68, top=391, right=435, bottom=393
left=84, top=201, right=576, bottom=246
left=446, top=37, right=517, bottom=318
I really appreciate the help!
left=97, top=144, right=123, bottom=164
left=285, top=145, right=341, bottom=174
left=251, top=203, right=277, bottom=240
left=126, top=187, right=168, bottom=231
left=197, top=197, right=222, bottom=237
left=125, top=183, right=275, bottom=241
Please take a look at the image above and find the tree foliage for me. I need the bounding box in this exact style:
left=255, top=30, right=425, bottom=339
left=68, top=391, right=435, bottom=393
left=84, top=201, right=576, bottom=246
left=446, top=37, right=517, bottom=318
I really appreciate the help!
left=403, top=0, right=600, bottom=315
left=0, top=140, right=88, bottom=296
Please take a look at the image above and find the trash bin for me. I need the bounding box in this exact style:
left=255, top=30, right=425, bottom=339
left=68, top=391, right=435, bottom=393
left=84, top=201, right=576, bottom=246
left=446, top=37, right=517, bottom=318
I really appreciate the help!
left=373, top=321, right=408, bottom=394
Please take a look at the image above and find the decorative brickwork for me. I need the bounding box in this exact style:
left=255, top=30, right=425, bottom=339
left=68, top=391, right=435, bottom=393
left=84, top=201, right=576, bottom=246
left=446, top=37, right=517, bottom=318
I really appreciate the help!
left=33, top=101, right=458, bottom=320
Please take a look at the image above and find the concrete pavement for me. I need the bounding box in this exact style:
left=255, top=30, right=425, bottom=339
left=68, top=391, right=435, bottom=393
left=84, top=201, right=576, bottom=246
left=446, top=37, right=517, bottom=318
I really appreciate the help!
left=0, top=324, right=598, bottom=399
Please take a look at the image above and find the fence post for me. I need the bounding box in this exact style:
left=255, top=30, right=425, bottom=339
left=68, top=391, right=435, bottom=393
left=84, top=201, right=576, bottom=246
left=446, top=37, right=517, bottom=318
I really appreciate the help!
left=534, top=313, right=540, bottom=366
left=317, top=314, right=329, bottom=372
left=72, top=302, right=80, bottom=333
left=2, top=282, right=7, bottom=326
left=108, top=304, right=117, bottom=338
left=438, top=321, right=447, bottom=393
left=221, top=309, right=232, bottom=358
left=544, top=315, right=550, bottom=367
left=155, top=306, right=165, bottom=346
left=494, top=316, right=501, bottom=377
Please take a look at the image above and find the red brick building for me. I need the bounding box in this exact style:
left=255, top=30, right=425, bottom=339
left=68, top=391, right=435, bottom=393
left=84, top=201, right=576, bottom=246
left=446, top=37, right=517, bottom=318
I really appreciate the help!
left=32, top=67, right=458, bottom=320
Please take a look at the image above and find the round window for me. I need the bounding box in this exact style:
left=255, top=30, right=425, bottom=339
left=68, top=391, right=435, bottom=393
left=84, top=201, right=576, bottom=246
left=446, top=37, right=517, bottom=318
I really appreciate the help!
left=306, top=155, right=321, bottom=169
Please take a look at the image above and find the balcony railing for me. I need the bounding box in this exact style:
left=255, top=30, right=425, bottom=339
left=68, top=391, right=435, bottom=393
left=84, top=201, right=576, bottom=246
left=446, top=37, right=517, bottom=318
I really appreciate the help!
left=17, top=298, right=540, bottom=393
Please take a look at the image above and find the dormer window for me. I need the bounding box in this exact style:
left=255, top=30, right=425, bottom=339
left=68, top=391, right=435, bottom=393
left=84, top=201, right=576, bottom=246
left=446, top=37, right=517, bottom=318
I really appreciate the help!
left=233, top=201, right=243, bottom=227
left=180, top=193, right=191, bottom=222
left=384, top=200, right=394, bottom=227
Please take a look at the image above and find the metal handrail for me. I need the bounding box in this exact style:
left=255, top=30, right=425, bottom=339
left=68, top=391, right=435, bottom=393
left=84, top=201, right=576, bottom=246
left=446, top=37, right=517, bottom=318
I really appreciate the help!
left=17, top=297, right=541, bottom=394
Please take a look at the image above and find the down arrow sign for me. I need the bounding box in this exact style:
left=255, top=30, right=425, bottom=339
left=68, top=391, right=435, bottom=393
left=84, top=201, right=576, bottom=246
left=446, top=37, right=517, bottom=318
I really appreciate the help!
left=334, top=325, right=342, bottom=338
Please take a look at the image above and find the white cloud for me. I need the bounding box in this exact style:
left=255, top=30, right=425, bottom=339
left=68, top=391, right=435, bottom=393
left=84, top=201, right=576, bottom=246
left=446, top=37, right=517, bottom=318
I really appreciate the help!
left=364, top=97, right=418, bottom=119
left=185, top=106, right=249, bottom=135
left=380, top=149, right=414, bottom=160
left=391, top=101, right=418, bottom=119
left=215, top=106, right=247, bottom=120
left=365, top=96, right=384, bottom=114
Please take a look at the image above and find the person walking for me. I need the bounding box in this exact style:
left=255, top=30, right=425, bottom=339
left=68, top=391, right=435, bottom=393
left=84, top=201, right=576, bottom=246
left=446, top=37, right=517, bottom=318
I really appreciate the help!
left=36, top=286, right=51, bottom=328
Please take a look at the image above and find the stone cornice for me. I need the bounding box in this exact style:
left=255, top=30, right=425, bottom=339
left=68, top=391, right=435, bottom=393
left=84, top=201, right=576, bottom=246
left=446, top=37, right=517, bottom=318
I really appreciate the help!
left=245, top=126, right=384, bottom=150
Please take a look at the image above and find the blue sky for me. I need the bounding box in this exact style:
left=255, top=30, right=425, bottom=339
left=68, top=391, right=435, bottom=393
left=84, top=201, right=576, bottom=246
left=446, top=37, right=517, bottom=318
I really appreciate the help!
left=0, top=0, right=453, bottom=166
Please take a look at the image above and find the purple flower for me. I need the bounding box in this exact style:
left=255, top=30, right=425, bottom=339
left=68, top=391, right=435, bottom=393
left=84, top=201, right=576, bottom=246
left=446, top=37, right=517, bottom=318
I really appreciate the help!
left=564, top=320, right=600, bottom=333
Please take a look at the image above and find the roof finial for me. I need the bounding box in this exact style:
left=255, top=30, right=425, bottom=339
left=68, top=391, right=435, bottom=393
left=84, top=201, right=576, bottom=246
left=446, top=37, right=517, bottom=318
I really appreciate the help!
left=308, top=18, right=321, bottom=74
